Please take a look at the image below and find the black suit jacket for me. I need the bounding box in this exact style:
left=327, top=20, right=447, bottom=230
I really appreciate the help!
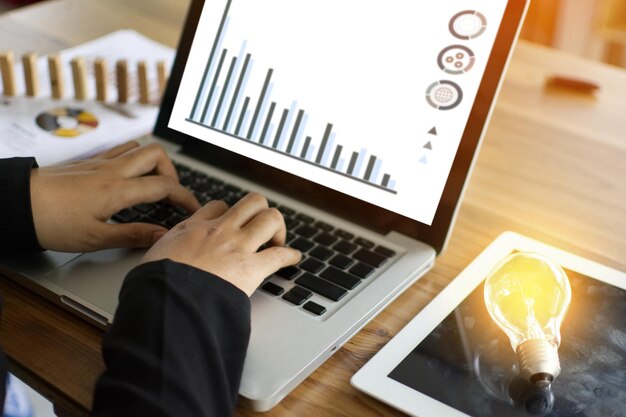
left=0, top=157, right=250, bottom=417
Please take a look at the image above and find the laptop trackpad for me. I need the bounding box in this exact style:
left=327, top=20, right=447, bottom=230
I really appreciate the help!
left=42, top=248, right=146, bottom=317
left=0, top=251, right=81, bottom=278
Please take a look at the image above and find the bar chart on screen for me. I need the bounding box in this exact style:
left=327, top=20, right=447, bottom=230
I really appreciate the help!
left=185, top=0, right=397, bottom=194
left=170, top=0, right=504, bottom=224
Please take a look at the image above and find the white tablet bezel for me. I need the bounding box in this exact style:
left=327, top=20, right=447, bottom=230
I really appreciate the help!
left=350, top=231, right=626, bottom=417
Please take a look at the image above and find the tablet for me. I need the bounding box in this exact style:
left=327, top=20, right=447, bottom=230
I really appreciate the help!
left=351, top=232, right=626, bottom=417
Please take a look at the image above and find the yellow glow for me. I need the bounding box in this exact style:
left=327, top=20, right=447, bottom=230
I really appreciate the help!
left=484, top=252, right=571, bottom=351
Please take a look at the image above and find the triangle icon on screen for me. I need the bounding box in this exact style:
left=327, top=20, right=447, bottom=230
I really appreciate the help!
left=419, top=155, right=428, bottom=164
left=423, top=141, right=433, bottom=150
left=428, top=127, right=437, bottom=136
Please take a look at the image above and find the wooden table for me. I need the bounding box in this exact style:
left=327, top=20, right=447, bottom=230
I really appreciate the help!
left=1, top=1, right=625, bottom=415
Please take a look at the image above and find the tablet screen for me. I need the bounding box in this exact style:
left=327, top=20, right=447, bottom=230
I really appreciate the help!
left=388, top=267, right=626, bottom=416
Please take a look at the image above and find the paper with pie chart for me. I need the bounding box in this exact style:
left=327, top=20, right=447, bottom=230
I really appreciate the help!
left=170, top=0, right=509, bottom=225
left=0, top=30, right=175, bottom=166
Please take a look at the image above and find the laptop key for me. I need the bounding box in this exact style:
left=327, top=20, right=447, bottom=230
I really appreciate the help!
left=282, top=286, right=312, bottom=305
left=354, top=237, right=375, bottom=249
left=164, top=214, right=187, bottom=229
left=286, top=232, right=296, bottom=243
left=210, top=189, right=228, bottom=200
left=278, top=205, right=296, bottom=216
left=334, top=229, right=354, bottom=240
left=320, top=266, right=361, bottom=290
left=353, top=248, right=387, bottom=268
left=295, top=273, right=347, bottom=302
left=174, top=163, right=190, bottom=174
left=192, top=189, right=206, bottom=200
left=310, top=246, right=334, bottom=261
left=329, top=254, right=354, bottom=270
left=349, top=262, right=375, bottom=278
left=300, top=258, right=325, bottom=274
left=224, top=184, right=241, bottom=193
left=194, top=182, right=212, bottom=193
left=133, top=203, right=155, bottom=214
left=295, top=213, right=315, bottom=224
left=290, top=237, right=315, bottom=252
left=313, top=232, right=338, bottom=246
left=314, top=221, right=333, bottom=232
left=207, top=177, right=224, bottom=186
left=275, top=266, right=301, bottom=280
left=333, top=240, right=357, bottom=255
left=112, top=208, right=140, bottom=223
left=284, top=217, right=300, bottom=230
left=180, top=176, right=194, bottom=186
left=173, top=206, right=189, bottom=216
left=375, top=245, right=396, bottom=258
left=223, top=194, right=239, bottom=206
left=303, top=301, right=327, bottom=316
left=261, top=282, right=285, bottom=296
left=294, top=224, right=318, bottom=238
left=148, top=208, right=173, bottom=222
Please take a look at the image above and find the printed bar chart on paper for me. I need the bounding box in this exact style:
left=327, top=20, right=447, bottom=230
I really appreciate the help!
left=185, top=0, right=397, bottom=193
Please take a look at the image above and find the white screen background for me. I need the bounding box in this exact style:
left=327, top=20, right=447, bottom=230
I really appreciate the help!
left=170, top=0, right=508, bottom=225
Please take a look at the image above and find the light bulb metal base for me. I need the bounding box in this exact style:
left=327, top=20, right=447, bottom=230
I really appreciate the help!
left=516, top=339, right=561, bottom=382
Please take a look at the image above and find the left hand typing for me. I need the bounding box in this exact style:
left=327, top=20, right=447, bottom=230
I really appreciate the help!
left=30, top=141, right=200, bottom=252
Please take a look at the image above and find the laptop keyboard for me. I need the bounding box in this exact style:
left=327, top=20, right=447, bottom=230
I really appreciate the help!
left=112, top=161, right=397, bottom=317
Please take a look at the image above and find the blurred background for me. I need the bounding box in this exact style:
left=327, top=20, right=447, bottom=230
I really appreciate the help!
left=1, top=0, right=626, bottom=68
left=520, top=0, right=626, bottom=67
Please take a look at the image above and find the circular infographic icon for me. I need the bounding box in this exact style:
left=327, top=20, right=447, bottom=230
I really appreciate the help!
left=438, top=45, right=475, bottom=74
left=449, top=10, right=487, bottom=40
left=35, top=107, right=99, bottom=137
left=426, top=80, right=463, bottom=110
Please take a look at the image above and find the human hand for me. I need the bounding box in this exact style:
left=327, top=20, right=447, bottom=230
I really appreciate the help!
left=142, top=192, right=301, bottom=296
left=30, top=141, right=200, bottom=252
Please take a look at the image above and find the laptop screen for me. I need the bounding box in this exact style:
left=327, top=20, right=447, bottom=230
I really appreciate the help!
left=157, top=0, right=527, bottom=252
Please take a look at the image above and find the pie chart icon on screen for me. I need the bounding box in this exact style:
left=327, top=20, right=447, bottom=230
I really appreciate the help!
left=449, top=10, right=487, bottom=40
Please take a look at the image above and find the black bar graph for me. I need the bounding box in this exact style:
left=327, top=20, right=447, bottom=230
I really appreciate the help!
left=201, top=48, right=228, bottom=123
left=223, top=53, right=251, bottom=131
left=260, top=102, right=276, bottom=145
left=301, top=136, right=312, bottom=158
left=190, top=0, right=233, bottom=120
left=286, top=109, right=304, bottom=154
left=347, top=152, right=359, bottom=175
left=382, top=174, right=391, bottom=188
left=331, top=145, right=342, bottom=169
left=211, top=56, right=238, bottom=127
left=364, top=156, right=377, bottom=181
left=247, top=68, right=273, bottom=140
left=186, top=0, right=397, bottom=194
left=234, top=96, right=250, bottom=136
left=273, top=108, right=289, bottom=149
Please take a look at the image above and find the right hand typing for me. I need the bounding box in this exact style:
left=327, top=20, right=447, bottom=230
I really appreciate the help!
left=142, top=192, right=302, bottom=296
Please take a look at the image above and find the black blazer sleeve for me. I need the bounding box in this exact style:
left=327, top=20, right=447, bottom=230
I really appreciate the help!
left=0, top=157, right=42, bottom=251
left=92, top=260, right=251, bottom=417
left=0, top=157, right=41, bottom=412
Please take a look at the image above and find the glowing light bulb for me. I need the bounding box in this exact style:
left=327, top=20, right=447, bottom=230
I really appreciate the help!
left=484, top=252, right=571, bottom=384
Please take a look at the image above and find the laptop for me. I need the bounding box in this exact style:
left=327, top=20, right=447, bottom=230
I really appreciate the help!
left=0, top=0, right=528, bottom=411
